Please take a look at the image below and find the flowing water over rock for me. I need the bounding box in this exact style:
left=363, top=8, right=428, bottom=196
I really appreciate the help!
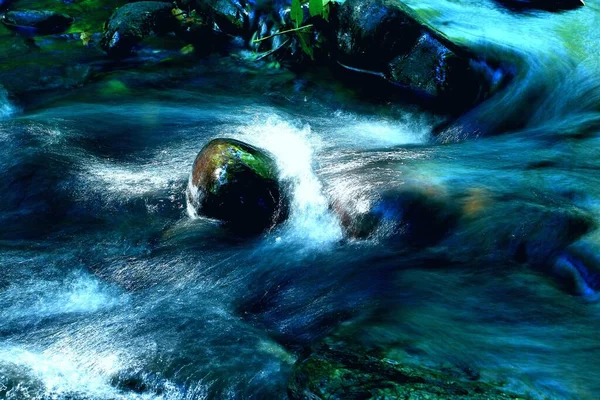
left=1, top=0, right=600, bottom=399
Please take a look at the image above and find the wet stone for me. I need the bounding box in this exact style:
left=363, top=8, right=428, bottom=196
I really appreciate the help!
left=186, top=138, right=289, bottom=234
left=101, top=1, right=177, bottom=57
left=1, top=10, right=74, bottom=36
left=288, top=346, right=526, bottom=400
left=330, top=0, right=506, bottom=111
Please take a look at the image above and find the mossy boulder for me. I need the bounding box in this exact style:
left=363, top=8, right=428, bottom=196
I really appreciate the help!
left=101, top=1, right=177, bottom=57
left=288, top=346, right=527, bottom=399
left=187, top=138, right=288, bottom=234
left=1, top=10, right=74, bottom=36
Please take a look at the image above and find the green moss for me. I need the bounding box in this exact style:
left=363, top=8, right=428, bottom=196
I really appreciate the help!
left=101, top=79, right=130, bottom=95
left=289, top=346, right=528, bottom=400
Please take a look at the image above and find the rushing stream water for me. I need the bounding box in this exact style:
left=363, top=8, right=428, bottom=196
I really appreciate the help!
left=1, top=0, right=600, bottom=398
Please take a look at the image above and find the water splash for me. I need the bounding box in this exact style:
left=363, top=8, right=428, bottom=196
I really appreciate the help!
left=232, top=116, right=343, bottom=246
left=0, top=86, right=16, bottom=120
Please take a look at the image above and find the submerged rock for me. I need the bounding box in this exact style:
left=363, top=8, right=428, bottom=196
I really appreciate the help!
left=289, top=346, right=525, bottom=399
left=554, top=230, right=600, bottom=296
left=101, top=1, right=177, bottom=57
left=1, top=10, right=74, bottom=36
left=335, top=188, right=458, bottom=246
left=331, top=0, right=504, bottom=111
left=187, top=138, right=288, bottom=234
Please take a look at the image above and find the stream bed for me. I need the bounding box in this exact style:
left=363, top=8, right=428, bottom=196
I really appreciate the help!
left=1, top=0, right=600, bottom=398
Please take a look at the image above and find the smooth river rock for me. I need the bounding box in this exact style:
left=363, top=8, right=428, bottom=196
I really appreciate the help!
left=187, top=138, right=288, bottom=234
left=1, top=10, right=74, bottom=36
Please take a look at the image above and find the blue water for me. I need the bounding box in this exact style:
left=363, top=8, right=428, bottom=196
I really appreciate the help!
left=1, top=0, right=600, bottom=398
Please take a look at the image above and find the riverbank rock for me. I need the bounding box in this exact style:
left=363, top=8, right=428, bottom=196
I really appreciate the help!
left=330, top=0, right=504, bottom=111
left=332, top=0, right=422, bottom=72
left=101, top=2, right=177, bottom=57
left=288, top=346, right=525, bottom=399
left=187, top=138, right=288, bottom=234
left=210, top=0, right=248, bottom=37
left=1, top=10, right=74, bottom=36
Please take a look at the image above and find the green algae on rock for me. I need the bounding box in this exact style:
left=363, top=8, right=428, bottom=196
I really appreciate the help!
left=187, top=138, right=288, bottom=234
left=289, top=346, right=527, bottom=399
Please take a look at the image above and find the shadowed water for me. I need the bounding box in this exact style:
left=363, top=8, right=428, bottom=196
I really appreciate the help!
left=1, top=0, right=600, bottom=398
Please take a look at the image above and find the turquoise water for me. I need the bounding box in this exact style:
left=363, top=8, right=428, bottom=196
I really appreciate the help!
left=1, top=0, right=600, bottom=398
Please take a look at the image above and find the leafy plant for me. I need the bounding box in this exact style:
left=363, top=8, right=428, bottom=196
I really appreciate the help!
left=290, top=0, right=334, bottom=59
left=253, top=0, right=336, bottom=60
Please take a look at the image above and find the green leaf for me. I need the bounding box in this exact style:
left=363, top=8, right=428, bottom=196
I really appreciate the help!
left=309, top=0, right=323, bottom=17
left=322, top=8, right=329, bottom=21
left=296, top=31, right=314, bottom=60
left=290, top=0, right=303, bottom=29
left=322, top=0, right=330, bottom=21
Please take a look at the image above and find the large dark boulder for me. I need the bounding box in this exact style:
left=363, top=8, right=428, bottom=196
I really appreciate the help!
left=101, top=1, right=177, bottom=57
left=289, top=346, right=525, bottom=399
left=1, top=10, right=74, bottom=36
left=387, top=32, right=487, bottom=104
left=186, top=138, right=288, bottom=234
left=331, top=0, right=506, bottom=111
left=332, top=0, right=423, bottom=72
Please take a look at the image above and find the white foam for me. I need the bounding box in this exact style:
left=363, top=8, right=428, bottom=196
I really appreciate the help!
left=79, top=148, right=192, bottom=208
left=231, top=116, right=343, bottom=245
left=327, top=110, right=431, bottom=149
left=0, top=271, right=127, bottom=322
left=0, top=346, right=123, bottom=399
left=0, top=86, right=16, bottom=120
left=0, top=344, right=209, bottom=399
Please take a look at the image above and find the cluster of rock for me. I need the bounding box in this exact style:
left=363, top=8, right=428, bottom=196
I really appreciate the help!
left=0, top=0, right=583, bottom=110
left=93, top=0, right=510, bottom=112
